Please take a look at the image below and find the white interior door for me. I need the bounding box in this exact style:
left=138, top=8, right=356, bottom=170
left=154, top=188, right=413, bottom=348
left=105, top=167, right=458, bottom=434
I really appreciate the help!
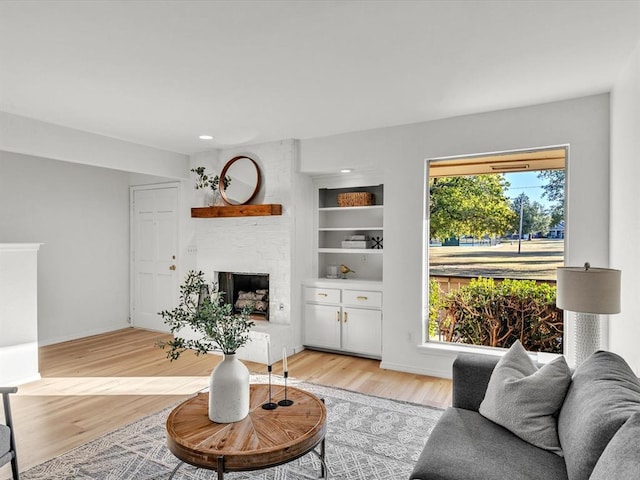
left=131, top=185, right=179, bottom=332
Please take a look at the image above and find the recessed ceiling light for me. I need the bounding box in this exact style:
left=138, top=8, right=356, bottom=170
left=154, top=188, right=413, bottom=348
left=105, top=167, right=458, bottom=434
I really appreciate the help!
left=199, top=135, right=214, bottom=140
left=340, top=168, right=353, bottom=173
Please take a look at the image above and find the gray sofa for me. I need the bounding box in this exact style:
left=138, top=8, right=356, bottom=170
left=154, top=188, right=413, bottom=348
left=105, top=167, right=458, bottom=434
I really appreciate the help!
left=410, top=350, right=640, bottom=480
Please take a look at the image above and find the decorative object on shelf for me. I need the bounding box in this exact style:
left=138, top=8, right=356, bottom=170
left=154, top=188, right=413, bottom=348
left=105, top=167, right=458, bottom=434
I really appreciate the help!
left=556, top=262, right=621, bottom=366
left=326, top=264, right=339, bottom=279
left=278, top=347, right=294, bottom=407
left=157, top=270, right=255, bottom=423
left=342, top=234, right=371, bottom=249
left=337, top=192, right=375, bottom=207
left=190, top=166, right=231, bottom=206
left=371, top=236, right=383, bottom=249
left=340, top=264, right=355, bottom=278
left=220, top=155, right=262, bottom=205
left=262, top=338, right=278, bottom=410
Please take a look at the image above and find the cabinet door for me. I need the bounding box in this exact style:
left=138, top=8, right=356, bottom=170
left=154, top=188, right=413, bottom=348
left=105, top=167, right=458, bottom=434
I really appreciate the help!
left=342, top=307, right=382, bottom=357
left=304, top=303, right=341, bottom=350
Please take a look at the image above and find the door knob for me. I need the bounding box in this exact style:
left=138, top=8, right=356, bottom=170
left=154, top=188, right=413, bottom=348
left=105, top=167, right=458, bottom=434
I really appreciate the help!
left=169, top=265, right=176, bottom=271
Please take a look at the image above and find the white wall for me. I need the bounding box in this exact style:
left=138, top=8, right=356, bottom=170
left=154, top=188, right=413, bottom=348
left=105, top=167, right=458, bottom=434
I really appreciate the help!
left=0, top=112, right=189, bottom=177
left=0, top=113, right=191, bottom=345
left=0, top=152, right=131, bottom=344
left=610, top=40, right=640, bottom=374
left=301, top=94, right=611, bottom=377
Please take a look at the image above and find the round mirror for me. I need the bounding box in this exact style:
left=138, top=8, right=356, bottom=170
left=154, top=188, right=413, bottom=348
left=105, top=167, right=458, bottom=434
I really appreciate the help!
left=219, top=155, right=261, bottom=205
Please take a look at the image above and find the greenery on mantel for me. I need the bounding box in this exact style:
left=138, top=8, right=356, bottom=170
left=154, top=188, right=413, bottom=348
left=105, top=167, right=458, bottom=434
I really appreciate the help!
left=190, top=166, right=231, bottom=193
left=157, top=270, right=254, bottom=359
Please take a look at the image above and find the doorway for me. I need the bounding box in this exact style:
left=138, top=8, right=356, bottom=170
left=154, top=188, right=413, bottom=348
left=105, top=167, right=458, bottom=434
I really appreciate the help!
left=130, top=184, right=179, bottom=332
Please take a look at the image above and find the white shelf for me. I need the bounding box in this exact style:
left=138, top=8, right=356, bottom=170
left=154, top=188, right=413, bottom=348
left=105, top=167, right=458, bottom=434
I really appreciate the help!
left=319, top=227, right=383, bottom=232
left=316, top=184, right=384, bottom=282
left=319, top=205, right=384, bottom=212
left=318, top=248, right=383, bottom=254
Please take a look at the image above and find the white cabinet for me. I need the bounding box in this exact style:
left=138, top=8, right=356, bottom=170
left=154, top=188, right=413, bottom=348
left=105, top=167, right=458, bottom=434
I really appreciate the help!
left=341, top=307, right=382, bottom=356
left=316, top=184, right=383, bottom=281
left=303, top=283, right=382, bottom=358
left=304, top=302, right=341, bottom=350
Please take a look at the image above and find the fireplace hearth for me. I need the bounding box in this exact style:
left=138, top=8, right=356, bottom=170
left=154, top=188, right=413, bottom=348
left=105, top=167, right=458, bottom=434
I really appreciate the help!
left=218, top=272, right=270, bottom=320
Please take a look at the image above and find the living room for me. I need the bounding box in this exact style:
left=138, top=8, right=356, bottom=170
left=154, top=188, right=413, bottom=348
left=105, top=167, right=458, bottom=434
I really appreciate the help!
left=1, top=1, right=640, bottom=478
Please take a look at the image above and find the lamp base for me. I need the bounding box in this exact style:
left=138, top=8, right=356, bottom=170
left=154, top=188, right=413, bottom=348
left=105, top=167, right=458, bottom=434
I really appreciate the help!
left=574, top=312, right=600, bottom=366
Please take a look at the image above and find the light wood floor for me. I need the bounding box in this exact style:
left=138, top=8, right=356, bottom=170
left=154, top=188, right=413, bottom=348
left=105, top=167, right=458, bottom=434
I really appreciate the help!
left=1, top=328, right=451, bottom=477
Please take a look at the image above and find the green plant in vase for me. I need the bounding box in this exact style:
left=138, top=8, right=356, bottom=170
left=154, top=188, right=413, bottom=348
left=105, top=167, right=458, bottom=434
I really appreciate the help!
left=158, top=270, right=255, bottom=423
left=191, top=167, right=231, bottom=206
left=157, top=270, right=254, bottom=359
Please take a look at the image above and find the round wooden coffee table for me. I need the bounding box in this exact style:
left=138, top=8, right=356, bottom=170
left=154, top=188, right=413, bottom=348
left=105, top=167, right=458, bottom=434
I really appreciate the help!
left=166, top=384, right=327, bottom=479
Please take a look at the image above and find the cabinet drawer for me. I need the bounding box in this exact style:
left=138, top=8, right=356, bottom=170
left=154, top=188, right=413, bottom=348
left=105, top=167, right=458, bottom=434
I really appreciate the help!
left=305, top=287, right=340, bottom=304
left=343, top=289, right=382, bottom=308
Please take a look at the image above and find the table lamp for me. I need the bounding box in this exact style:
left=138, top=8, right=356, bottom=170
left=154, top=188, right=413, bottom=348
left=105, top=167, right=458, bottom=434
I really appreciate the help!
left=556, top=262, right=621, bottom=365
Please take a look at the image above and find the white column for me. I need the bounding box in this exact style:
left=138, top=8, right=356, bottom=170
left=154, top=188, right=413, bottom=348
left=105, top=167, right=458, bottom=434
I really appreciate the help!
left=0, top=243, right=42, bottom=386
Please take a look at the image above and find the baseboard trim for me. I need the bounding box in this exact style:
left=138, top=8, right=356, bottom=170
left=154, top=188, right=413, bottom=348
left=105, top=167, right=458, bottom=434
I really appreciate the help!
left=39, top=323, right=131, bottom=346
left=379, top=360, right=452, bottom=379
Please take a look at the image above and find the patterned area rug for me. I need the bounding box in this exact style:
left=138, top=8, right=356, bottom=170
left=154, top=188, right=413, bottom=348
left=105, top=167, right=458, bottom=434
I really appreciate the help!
left=21, top=377, right=442, bottom=480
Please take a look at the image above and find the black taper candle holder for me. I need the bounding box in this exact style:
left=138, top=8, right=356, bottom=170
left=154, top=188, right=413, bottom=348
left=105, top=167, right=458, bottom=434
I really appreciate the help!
left=262, top=364, right=278, bottom=410
left=278, top=370, right=294, bottom=406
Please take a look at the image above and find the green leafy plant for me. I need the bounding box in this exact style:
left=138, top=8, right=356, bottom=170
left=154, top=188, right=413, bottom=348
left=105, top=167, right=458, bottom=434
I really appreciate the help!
left=191, top=167, right=231, bottom=193
left=157, top=270, right=254, bottom=360
left=428, top=278, right=443, bottom=339
left=438, top=277, right=563, bottom=353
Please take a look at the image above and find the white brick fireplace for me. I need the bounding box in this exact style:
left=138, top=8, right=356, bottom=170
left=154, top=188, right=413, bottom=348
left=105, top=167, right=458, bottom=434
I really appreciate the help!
left=188, top=139, right=311, bottom=364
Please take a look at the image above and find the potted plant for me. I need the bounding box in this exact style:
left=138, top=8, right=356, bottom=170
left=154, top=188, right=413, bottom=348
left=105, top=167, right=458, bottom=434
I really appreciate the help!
left=158, top=270, right=254, bottom=423
left=191, top=167, right=231, bottom=206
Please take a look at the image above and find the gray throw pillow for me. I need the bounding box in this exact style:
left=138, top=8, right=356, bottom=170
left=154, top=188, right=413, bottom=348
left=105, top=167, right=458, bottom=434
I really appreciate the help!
left=557, top=351, right=640, bottom=480
left=589, top=412, right=640, bottom=480
left=479, top=340, right=571, bottom=455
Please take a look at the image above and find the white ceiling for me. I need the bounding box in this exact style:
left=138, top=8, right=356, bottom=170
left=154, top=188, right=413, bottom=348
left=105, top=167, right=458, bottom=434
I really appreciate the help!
left=1, top=0, right=639, bottom=155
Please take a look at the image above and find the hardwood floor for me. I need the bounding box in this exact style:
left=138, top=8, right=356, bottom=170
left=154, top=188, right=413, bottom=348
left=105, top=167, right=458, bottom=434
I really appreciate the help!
left=2, top=328, right=451, bottom=477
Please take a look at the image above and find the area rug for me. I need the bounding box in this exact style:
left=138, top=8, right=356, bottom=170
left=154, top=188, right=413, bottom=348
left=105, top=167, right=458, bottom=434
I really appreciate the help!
left=21, top=377, right=443, bottom=480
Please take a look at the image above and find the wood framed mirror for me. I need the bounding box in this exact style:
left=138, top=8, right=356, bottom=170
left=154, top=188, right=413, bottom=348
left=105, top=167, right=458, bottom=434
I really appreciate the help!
left=219, top=155, right=261, bottom=205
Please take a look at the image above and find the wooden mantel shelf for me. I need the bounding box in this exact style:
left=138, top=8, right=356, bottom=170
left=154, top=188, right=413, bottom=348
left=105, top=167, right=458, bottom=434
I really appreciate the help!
left=191, top=204, right=283, bottom=218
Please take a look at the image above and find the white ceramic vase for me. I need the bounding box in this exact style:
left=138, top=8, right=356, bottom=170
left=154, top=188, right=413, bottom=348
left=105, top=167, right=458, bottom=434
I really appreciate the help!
left=208, top=353, right=250, bottom=423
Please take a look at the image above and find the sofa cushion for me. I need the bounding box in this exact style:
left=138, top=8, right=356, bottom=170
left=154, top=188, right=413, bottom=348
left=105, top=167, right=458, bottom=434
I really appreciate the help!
left=410, top=407, right=568, bottom=480
left=0, top=424, right=9, bottom=454
left=589, top=412, right=640, bottom=480
left=479, top=340, right=571, bottom=455
left=558, top=351, right=640, bottom=480
left=0, top=424, right=11, bottom=467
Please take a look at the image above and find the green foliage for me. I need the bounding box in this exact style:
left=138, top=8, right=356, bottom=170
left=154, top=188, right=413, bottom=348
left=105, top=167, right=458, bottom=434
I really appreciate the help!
left=511, top=193, right=550, bottom=236
left=538, top=169, right=565, bottom=227
left=429, top=174, right=516, bottom=241
left=157, top=270, right=254, bottom=360
left=428, top=279, right=443, bottom=339
left=190, top=166, right=231, bottom=192
left=438, top=277, right=563, bottom=353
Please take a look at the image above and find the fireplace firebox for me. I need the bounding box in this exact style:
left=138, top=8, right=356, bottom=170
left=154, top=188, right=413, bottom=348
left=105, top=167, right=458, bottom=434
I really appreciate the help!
left=217, top=272, right=269, bottom=320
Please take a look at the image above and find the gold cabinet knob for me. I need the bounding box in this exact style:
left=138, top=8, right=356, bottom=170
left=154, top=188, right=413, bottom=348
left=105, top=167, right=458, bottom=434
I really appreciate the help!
left=169, top=265, right=176, bottom=271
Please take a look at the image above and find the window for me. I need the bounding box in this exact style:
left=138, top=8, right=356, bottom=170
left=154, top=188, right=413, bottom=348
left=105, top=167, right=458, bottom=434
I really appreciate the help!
left=425, top=147, right=566, bottom=353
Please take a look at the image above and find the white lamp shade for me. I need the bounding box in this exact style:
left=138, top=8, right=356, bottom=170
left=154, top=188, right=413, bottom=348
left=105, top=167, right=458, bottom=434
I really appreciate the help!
left=556, top=266, right=621, bottom=314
